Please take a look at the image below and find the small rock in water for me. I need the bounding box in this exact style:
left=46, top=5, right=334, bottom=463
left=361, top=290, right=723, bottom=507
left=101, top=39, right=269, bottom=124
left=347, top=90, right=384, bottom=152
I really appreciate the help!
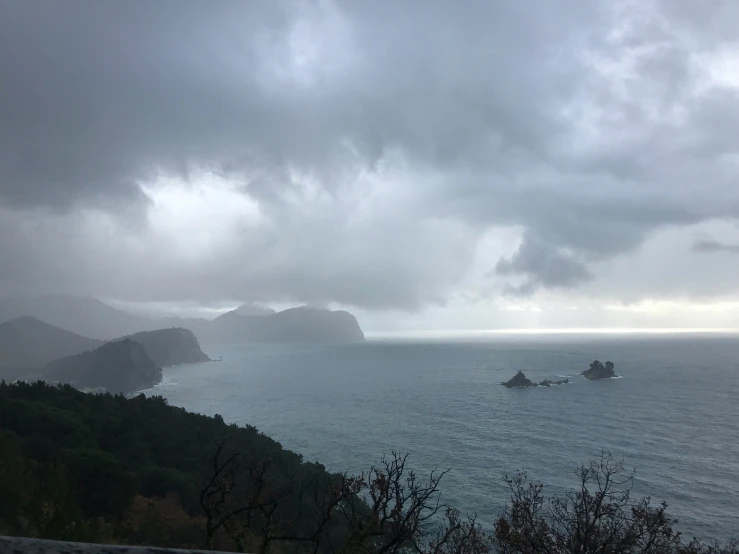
left=502, top=371, right=536, bottom=388
left=503, top=371, right=571, bottom=388
left=538, top=378, right=569, bottom=387
left=581, top=360, right=617, bottom=380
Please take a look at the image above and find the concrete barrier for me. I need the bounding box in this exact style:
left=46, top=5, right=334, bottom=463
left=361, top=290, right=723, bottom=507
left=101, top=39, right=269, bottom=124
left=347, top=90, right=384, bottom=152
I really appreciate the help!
left=0, top=536, right=234, bottom=554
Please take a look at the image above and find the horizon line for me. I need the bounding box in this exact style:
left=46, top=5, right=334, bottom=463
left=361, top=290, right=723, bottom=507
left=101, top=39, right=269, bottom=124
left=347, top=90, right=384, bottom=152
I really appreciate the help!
left=365, top=327, right=739, bottom=338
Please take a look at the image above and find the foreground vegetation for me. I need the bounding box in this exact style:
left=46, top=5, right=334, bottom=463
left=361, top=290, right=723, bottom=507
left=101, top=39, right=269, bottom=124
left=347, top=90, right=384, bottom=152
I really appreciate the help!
left=0, top=381, right=735, bottom=553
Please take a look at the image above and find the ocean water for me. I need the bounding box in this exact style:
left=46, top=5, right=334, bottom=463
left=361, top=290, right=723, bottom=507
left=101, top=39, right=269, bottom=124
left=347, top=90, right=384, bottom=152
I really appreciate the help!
left=143, top=336, right=739, bottom=540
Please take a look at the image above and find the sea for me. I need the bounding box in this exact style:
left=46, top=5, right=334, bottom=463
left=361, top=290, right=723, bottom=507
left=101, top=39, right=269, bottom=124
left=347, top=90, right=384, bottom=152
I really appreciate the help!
left=142, top=335, right=739, bottom=541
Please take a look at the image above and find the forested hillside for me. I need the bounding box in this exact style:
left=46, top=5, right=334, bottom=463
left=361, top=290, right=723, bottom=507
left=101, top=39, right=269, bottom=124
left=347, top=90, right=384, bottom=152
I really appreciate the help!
left=0, top=381, right=342, bottom=551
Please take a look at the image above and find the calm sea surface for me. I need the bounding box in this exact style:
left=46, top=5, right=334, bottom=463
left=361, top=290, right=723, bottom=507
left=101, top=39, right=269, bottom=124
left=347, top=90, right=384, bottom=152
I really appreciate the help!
left=143, top=336, right=739, bottom=540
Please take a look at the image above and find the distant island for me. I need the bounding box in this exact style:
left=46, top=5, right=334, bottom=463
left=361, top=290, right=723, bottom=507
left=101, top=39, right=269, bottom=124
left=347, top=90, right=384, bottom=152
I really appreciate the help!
left=0, top=295, right=366, bottom=344
left=582, top=360, right=617, bottom=380
left=201, top=306, right=365, bottom=344
left=502, top=370, right=569, bottom=388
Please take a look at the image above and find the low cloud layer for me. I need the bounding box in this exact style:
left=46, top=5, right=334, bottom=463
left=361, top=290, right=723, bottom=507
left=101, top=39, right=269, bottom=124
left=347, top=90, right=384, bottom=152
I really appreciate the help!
left=1, top=0, right=739, bottom=327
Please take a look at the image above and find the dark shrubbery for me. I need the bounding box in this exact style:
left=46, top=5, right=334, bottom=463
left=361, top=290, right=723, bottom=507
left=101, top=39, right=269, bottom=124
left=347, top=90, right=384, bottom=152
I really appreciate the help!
left=493, top=453, right=737, bottom=553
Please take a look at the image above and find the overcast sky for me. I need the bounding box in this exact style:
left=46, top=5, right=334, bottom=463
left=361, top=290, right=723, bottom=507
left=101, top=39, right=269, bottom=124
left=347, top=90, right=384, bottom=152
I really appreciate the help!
left=1, top=0, right=739, bottom=332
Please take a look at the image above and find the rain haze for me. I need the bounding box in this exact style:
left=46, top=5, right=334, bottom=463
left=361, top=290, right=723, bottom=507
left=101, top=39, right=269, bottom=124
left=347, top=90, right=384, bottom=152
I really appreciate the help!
left=2, top=0, right=739, bottom=334
left=3, top=2, right=739, bottom=549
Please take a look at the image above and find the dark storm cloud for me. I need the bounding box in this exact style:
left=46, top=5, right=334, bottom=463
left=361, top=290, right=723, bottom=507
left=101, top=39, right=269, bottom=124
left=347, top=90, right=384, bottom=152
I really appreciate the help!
left=0, top=1, right=296, bottom=208
left=0, top=0, right=738, bottom=308
left=0, top=0, right=586, bottom=210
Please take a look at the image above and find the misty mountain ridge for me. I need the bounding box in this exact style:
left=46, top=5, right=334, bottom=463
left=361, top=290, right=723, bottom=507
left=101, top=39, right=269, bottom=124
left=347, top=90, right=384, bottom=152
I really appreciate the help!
left=0, top=294, right=159, bottom=339
left=0, top=316, right=103, bottom=368
left=0, top=294, right=365, bottom=344
left=234, top=303, right=276, bottom=316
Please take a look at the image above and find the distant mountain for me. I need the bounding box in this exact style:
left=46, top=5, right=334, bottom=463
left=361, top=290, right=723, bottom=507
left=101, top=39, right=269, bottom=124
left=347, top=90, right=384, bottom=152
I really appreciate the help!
left=118, top=328, right=210, bottom=367
left=44, top=339, right=161, bottom=394
left=0, top=316, right=103, bottom=367
left=202, top=306, right=365, bottom=344
left=0, top=294, right=158, bottom=339
left=234, top=303, right=276, bottom=316
left=0, top=295, right=365, bottom=346
left=160, top=316, right=211, bottom=335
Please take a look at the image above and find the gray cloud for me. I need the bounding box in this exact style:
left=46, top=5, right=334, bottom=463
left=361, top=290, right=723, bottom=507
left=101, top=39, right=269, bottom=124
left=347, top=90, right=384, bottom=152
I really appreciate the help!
left=1, top=0, right=738, bottom=313
left=495, top=233, right=592, bottom=295
left=693, top=239, right=739, bottom=254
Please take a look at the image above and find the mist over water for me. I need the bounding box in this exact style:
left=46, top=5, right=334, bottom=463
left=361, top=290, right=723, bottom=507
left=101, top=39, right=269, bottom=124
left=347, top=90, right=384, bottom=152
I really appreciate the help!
left=144, top=335, right=739, bottom=540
